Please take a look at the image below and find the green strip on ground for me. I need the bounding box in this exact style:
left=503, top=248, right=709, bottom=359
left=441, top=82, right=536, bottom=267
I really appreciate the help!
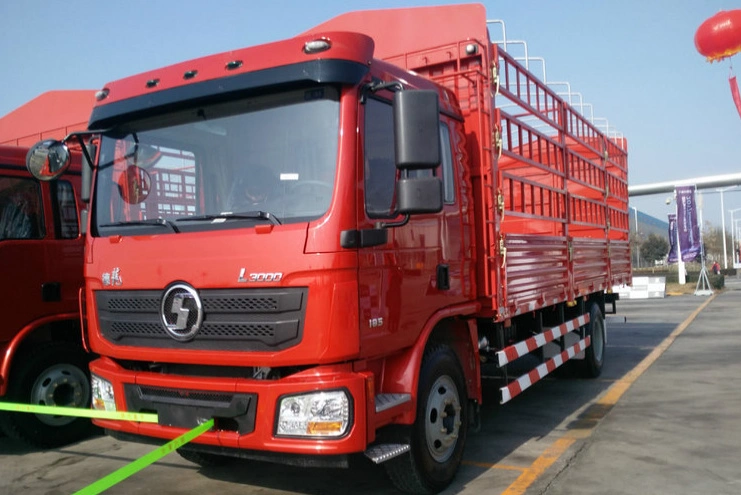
left=0, top=402, right=158, bottom=423
left=73, top=418, right=215, bottom=495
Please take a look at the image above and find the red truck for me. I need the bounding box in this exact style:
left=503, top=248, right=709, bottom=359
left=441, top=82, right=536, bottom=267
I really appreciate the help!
left=26, top=4, right=629, bottom=493
left=0, top=144, right=92, bottom=447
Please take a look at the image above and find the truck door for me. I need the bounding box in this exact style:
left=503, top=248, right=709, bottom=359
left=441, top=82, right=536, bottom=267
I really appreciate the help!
left=42, top=179, right=84, bottom=314
left=0, top=172, right=49, bottom=340
left=358, top=96, right=469, bottom=356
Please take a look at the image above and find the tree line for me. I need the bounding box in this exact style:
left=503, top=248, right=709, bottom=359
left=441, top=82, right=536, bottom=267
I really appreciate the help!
left=632, top=223, right=734, bottom=267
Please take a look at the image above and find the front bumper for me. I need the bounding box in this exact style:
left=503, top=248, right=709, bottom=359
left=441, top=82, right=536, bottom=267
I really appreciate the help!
left=89, top=357, right=369, bottom=456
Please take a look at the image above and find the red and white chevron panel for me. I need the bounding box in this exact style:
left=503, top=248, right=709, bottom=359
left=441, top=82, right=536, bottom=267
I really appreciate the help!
left=495, top=314, right=589, bottom=367
left=499, top=337, right=591, bottom=404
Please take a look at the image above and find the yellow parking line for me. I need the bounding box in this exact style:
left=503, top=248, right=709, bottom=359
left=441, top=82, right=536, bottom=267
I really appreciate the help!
left=499, top=294, right=717, bottom=495
left=597, top=294, right=715, bottom=407
left=462, top=460, right=527, bottom=472
left=500, top=437, right=576, bottom=494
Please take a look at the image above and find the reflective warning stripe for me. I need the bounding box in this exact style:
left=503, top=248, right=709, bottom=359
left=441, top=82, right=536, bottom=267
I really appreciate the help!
left=73, top=419, right=214, bottom=495
left=500, top=337, right=590, bottom=404
left=495, top=314, right=589, bottom=367
left=0, top=402, right=158, bottom=423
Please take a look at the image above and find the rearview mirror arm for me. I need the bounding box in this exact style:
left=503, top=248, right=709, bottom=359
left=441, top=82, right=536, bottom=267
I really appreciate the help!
left=63, top=129, right=109, bottom=170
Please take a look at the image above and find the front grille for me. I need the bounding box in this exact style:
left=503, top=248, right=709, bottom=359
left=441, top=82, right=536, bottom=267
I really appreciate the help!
left=203, top=296, right=279, bottom=312
left=96, top=288, right=307, bottom=351
left=107, top=297, right=160, bottom=312
left=110, top=322, right=162, bottom=336
left=202, top=323, right=275, bottom=338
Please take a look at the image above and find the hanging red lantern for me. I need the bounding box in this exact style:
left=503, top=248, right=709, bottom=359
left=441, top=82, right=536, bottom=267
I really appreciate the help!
left=695, top=10, right=741, bottom=120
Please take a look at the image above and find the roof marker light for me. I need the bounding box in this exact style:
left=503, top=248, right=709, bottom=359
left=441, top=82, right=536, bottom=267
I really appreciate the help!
left=146, top=79, right=160, bottom=88
left=226, top=60, right=243, bottom=70
left=95, top=88, right=109, bottom=101
left=304, top=39, right=331, bottom=54
left=183, top=70, right=198, bottom=80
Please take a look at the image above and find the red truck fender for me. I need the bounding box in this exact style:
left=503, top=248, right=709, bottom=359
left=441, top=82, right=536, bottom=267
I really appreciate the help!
left=379, top=301, right=482, bottom=424
left=0, top=312, right=79, bottom=396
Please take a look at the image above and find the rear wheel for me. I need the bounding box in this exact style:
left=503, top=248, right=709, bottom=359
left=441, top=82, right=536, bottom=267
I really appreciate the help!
left=580, top=303, right=605, bottom=378
left=0, top=341, right=93, bottom=447
left=385, top=344, right=468, bottom=494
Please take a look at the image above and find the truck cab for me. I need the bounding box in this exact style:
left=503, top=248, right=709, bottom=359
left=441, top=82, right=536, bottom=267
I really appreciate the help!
left=55, top=31, right=468, bottom=490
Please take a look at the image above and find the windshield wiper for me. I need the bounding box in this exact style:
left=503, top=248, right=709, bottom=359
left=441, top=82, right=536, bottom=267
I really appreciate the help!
left=176, top=211, right=282, bottom=226
left=99, top=218, right=180, bottom=233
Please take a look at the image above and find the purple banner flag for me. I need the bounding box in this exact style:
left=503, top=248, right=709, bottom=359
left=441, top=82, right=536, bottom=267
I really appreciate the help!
left=667, top=213, right=677, bottom=264
left=676, top=185, right=701, bottom=262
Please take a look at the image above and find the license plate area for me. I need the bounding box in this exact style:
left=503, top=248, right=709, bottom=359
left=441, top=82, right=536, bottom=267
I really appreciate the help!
left=124, top=384, right=257, bottom=434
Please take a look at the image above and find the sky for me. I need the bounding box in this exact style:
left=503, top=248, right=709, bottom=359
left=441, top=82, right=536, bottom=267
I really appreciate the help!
left=2, top=0, right=741, bottom=232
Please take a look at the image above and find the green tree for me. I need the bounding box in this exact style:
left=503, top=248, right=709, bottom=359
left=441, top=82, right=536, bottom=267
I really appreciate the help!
left=640, top=233, right=669, bottom=264
left=700, top=223, right=725, bottom=263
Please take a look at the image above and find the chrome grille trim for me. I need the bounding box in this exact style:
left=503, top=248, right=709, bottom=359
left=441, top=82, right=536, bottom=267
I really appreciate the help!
left=96, top=288, right=307, bottom=351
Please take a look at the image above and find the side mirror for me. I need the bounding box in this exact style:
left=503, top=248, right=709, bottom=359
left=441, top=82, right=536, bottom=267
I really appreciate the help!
left=118, top=165, right=152, bottom=204
left=393, top=90, right=441, bottom=170
left=397, top=177, right=443, bottom=214
left=26, top=140, right=72, bottom=181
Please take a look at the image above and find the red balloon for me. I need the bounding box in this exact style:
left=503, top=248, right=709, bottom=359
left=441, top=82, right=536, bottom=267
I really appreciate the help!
left=694, top=10, right=741, bottom=62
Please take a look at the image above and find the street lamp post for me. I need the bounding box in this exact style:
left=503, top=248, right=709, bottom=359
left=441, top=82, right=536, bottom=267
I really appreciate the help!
left=676, top=198, right=685, bottom=284
left=717, top=186, right=738, bottom=269
left=631, top=206, right=640, bottom=268
left=735, top=218, right=741, bottom=266
left=632, top=206, right=639, bottom=232
left=730, top=208, right=741, bottom=266
left=667, top=192, right=686, bottom=284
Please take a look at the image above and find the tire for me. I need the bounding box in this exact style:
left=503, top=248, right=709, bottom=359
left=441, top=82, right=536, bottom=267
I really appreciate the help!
left=580, top=303, right=605, bottom=378
left=0, top=341, right=93, bottom=448
left=177, top=447, right=234, bottom=467
left=385, top=344, right=468, bottom=494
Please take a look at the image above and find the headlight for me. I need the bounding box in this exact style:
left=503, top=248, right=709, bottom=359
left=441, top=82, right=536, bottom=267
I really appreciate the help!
left=276, top=390, right=350, bottom=437
left=91, top=374, right=116, bottom=411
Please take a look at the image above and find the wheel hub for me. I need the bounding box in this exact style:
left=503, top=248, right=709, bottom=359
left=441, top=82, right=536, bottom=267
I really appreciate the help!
left=425, top=375, right=461, bottom=463
left=31, top=364, right=89, bottom=426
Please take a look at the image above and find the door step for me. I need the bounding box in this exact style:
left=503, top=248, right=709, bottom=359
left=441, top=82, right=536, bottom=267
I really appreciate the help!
left=364, top=443, right=410, bottom=464
left=375, top=393, right=411, bottom=413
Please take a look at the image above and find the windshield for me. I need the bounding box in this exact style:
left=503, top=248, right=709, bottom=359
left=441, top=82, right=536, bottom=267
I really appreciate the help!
left=93, top=86, right=339, bottom=236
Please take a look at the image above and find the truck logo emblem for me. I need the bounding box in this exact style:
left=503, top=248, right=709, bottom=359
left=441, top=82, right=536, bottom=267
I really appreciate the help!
left=102, top=268, right=123, bottom=286
left=238, top=268, right=283, bottom=283
left=160, top=283, right=203, bottom=342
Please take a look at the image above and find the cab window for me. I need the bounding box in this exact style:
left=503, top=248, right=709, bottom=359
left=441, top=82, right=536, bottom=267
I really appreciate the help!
left=440, top=123, right=455, bottom=204
left=0, top=176, right=45, bottom=240
left=364, top=98, right=397, bottom=218
left=53, top=180, right=79, bottom=239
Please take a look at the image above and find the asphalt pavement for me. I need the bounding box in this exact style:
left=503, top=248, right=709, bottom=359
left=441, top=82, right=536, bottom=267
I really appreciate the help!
left=527, top=275, right=741, bottom=495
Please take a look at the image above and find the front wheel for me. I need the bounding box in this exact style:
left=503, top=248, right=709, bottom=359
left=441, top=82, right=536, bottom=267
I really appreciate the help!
left=0, top=341, right=93, bottom=447
left=385, top=344, right=468, bottom=494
